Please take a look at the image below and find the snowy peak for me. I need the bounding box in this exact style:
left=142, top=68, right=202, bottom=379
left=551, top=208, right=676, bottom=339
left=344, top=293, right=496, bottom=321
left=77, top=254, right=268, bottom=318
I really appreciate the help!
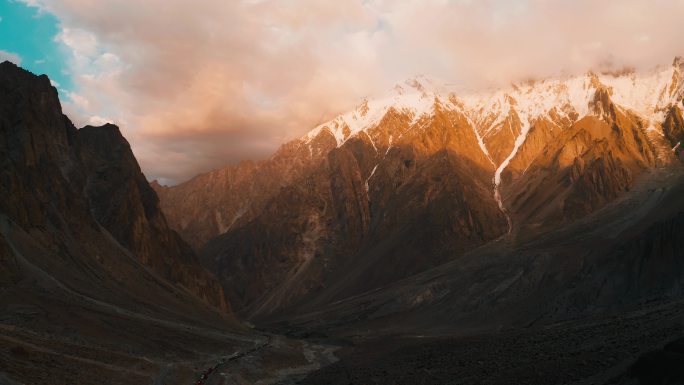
left=303, top=58, right=684, bottom=161
left=599, top=65, right=681, bottom=121
left=305, top=75, right=448, bottom=146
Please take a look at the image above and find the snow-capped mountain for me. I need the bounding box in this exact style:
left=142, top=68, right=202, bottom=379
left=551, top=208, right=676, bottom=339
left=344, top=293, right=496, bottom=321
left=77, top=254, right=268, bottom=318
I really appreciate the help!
left=307, top=58, right=682, bottom=149
left=297, top=58, right=682, bottom=227
left=304, top=57, right=683, bottom=178
left=155, top=58, right=684, bottom=317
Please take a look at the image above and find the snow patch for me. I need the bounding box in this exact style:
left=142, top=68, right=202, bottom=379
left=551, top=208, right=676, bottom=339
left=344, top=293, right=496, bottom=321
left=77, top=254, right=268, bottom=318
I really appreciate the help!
left=365, top=164, right=379, bottom=192
left=215, top=206, right=248, bottom=234
left=464, top=114, right=494, bottom=165
left=384, top=135, right=393, bottom=156
left=492, top=116, right=532, bottom=232
left=363, top=131, right=378, bottom=153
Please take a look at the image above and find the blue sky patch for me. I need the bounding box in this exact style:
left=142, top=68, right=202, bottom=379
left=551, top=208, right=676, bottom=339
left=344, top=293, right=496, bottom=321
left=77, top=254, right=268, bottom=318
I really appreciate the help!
left=0, top=1, right=72, bottom=92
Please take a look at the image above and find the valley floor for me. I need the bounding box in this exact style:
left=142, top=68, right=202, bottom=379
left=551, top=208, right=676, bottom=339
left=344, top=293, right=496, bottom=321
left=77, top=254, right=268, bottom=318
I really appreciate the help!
left=295, top=299, right=684, bottom=385
left=5, top=298, right=681, bottom=385
left=0, top=322, right=339, bottom=385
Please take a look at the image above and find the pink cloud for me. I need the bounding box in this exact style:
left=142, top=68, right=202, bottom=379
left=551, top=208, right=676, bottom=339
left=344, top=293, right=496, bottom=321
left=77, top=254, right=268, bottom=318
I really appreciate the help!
left=22, top=0, right=684, bottom=184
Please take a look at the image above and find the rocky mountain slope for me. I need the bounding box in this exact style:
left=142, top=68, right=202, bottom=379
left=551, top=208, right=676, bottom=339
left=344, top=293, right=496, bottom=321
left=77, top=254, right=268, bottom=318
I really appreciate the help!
left=0, top=61, right=251, bottom=384
left=0, top=60, right=228, bottom=312
left=156, top=58, right=684, bottom=320
left=274, top=148, right=684, bottom=385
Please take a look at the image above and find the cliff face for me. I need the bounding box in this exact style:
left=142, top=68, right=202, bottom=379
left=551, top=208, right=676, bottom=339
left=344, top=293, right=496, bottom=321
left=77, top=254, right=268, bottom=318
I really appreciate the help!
left=0, top=61, right=228, bottom=313
left=503, top=93, right=658, bottom=229
left=75, top=124, right=229, bottom=311
left=0, top=62, right=87, bottom=230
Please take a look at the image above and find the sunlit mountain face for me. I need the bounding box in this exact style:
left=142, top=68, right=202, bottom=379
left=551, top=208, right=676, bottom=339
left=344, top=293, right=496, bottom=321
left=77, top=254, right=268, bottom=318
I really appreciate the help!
left=2, top=1, right=684, bottom=384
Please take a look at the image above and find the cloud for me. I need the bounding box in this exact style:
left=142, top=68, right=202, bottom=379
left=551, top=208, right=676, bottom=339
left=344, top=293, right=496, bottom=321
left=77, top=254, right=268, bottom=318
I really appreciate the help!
left=20, top=0, right=684, bottom=184
left=0, top=50, right=22, bottom=65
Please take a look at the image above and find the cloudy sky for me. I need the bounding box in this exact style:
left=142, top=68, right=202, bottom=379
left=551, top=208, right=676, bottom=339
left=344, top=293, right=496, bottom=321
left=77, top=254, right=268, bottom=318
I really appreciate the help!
left=1, top=0, right=683, bottom=184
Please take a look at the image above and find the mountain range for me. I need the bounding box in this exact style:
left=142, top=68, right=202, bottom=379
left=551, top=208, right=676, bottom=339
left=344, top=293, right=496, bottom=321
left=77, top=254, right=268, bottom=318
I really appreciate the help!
left=2, top=56, right=684, bottom=384
left=154, top=58, right=684, bottom=324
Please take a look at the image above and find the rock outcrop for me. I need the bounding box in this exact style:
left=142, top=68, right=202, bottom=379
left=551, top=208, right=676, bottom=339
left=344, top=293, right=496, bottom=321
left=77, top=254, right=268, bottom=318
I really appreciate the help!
left=0, top=60, right=229, bottom=313
left=75, top=124, right=229, bottom=311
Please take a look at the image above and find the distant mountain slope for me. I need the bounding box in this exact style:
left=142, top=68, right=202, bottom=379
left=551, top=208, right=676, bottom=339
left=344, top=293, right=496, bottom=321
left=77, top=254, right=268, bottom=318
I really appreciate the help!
left=156, top=58, right=684, bottom=318
left=265, top=163, right=684, bottom=346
